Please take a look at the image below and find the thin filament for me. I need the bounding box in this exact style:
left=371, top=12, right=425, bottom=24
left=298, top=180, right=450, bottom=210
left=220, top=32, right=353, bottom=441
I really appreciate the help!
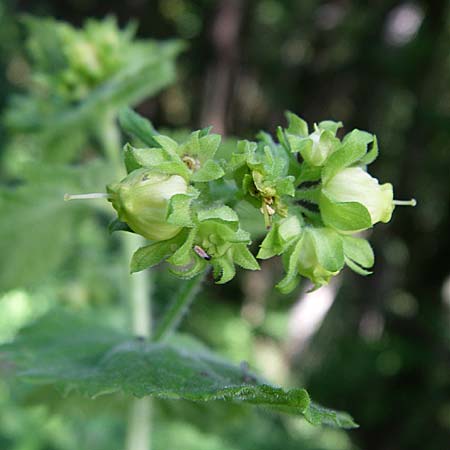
left=393, top=199, right=417, bottom=207
left=64, top=193, right=110, bottom=201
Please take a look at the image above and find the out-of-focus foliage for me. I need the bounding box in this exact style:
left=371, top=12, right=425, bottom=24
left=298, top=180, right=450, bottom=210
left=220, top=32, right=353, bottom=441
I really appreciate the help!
left=3, top=14, right=181, bottom=170
left=0, top=1, right=449, bottom=450
left=0, top=12, right=181, bottom=292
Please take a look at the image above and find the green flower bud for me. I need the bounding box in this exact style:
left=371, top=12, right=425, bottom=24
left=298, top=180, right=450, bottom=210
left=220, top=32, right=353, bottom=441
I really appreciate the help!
left=107, top=168, right=188, bottom=241
left=303, top=128, right=339, bottom=166
left=295, top=228, right=342, bottom=287
left=322, top=167, right=394, bottom=227
left=277, top=227, right=344, bottom=293
left=287, top=125, right=340, bottom=167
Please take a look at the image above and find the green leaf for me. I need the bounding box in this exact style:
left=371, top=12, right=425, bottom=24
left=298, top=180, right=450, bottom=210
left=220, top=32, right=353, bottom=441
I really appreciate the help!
left=342, top=235, right=374, bottom=268
left=345, top=257, right=373, bottom=276
left=9, top=41, right=183, bottom=162
left=0, top=310, right=356, bottom=428
left=123, top=143, right=167, bottom=173
left=167, top=192, right=198, bottom=227
left=191, top=160, right=225, bottom=182
left=296, top=164, right=322, bottom=185
left=232, top=244, right=260, bottom=271
left=287, top=135, right=312, bottom=155
left=304, top=403, right=358, bottom=428
left=310, top=228, right=344, bottom=273
left=198, top=133, right=221, bottom=161
left=167, top=229, right=197, bottom=266
left=130, top=234, right=184, bottom=272
left=285, top=111, right=308, bottom=137
left=119, top=107, right=161, bottom=148
left=360, top=135, right=379, bottom=165
left=322, top=129, right=374, bottom=184
left=343, top=129, right=373, bottom=147
left=197, top=206, right=239, bottom=226
left=153, top=135, right=180, bottom=155
left=169, top=255, right=208, bottom=280
left=319, top=193, right=372, bottom=232
left=1, top=311, right=356, bottom=428
left=257, top=216, right=302, bottom=259
left=257, top=226, right=280, bottom=260
left=212, top=255, right=236, bottom=284
left=276, top=238, right=303, bottom=293
left=318, top=120, right=343, bottom=134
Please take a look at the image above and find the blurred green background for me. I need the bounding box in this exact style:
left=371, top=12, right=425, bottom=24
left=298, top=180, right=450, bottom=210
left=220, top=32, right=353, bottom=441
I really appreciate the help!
left=1, top=0, right=449, bottom=449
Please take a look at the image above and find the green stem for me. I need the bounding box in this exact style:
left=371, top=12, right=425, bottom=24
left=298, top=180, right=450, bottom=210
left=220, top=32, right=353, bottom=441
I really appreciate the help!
left=124, top=391, right=152, bottom=450
left=100, top=115, right=152, bottom=450
left=124, top=236, right=152, bottom=450
left=153, top=272, right=207, bottom=342
left=125, top=235, right=153, bottom=338
left=100, top=112, right=124, bottom=176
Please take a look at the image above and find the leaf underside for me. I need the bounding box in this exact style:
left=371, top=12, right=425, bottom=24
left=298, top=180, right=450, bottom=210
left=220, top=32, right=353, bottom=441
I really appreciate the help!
left=0, top=311, right=357, bottom=429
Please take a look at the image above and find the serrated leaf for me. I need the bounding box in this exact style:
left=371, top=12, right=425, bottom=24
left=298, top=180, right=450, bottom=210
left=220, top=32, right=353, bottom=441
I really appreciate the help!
left=319, top=193, right=372, bottom=232
left=119, top=107, right=161, bottom=148
left=1, top=311, right=356, bottom=428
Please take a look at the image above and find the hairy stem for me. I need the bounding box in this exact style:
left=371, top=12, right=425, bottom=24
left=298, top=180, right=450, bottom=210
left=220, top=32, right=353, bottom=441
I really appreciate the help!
left=153, top=272, right=207, bottom=342
left=100, top=116, right=152, bottom=450
left=125, top=235, right=152, bottom=338
left=124, top=235, right=152, bottom=450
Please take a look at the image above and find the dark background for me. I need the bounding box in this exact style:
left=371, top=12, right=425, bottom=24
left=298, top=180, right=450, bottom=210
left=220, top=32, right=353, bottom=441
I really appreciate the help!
left=1, top=1, right=449, bottom=449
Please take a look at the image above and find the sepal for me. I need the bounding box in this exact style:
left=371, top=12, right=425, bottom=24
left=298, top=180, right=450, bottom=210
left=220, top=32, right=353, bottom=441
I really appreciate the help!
left=257, top=215, right=302, bottom=259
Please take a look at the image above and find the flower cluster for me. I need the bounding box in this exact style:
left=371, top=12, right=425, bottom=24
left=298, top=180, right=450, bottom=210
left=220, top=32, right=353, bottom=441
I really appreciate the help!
left=26, top=16, right=134, bottom=102
left=94, top=110, right=414, bottom=292
left=106, top=124, right=258, bottom=283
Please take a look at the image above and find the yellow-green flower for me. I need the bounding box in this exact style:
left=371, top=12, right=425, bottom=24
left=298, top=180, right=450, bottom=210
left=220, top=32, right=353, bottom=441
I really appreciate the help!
left=107, top=168, right=188, bottom=241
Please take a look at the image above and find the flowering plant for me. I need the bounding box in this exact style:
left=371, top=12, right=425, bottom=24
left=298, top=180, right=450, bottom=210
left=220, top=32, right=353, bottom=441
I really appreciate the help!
left=69, top=109, right=415, bottom=292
